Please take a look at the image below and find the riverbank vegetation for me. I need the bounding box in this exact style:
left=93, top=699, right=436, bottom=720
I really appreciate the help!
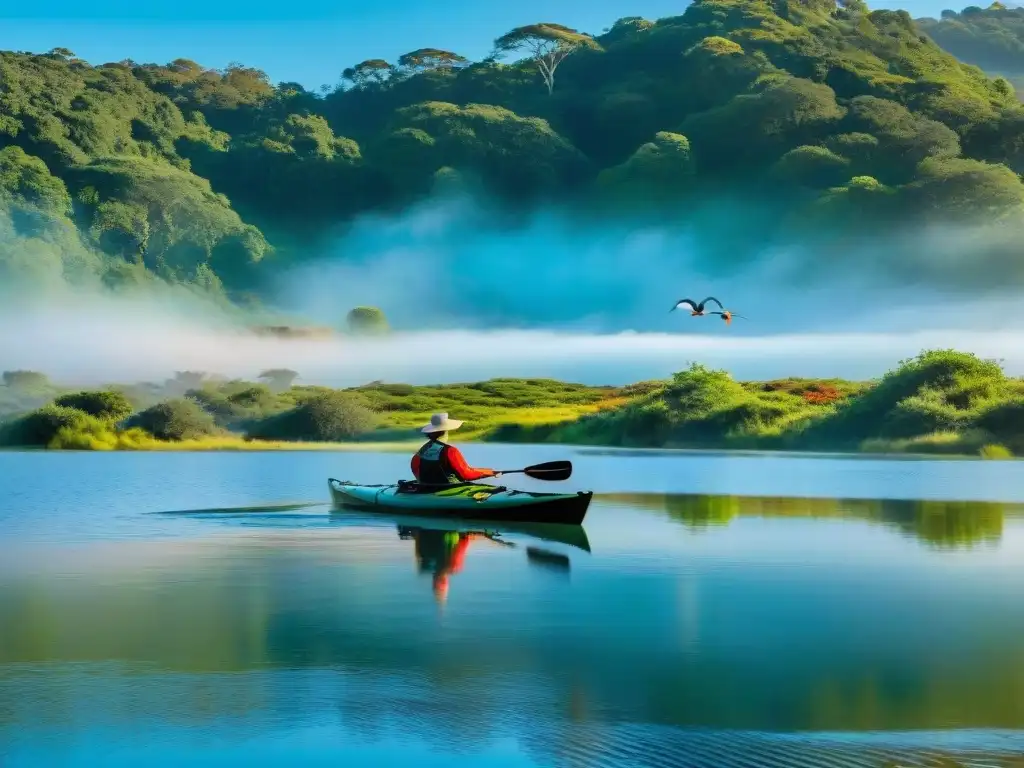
left=6, top=0, right=1024, bottom=306
left=0, top=350, right=1019, bottom=457
left=611, top=492, right=1013, bottom=549
left=495, top=349, right=1023, bottom=457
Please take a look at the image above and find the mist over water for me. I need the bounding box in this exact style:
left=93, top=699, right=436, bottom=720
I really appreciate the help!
left=274, top=195, right=1024, bottom=334
left=2, top=194, right=1024, bottom=386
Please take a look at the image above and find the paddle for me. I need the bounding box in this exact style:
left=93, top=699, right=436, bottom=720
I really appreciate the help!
left=480, top=534, right=572, bottom=572
left=497, top=460, right=572, bottom=482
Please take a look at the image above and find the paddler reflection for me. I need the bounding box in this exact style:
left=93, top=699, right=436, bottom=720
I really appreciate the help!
left=398, top=526, right=511, bottom=604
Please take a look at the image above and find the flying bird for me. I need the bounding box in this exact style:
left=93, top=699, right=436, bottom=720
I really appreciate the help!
left=709, top=310, right=747, bottom=326
left=670, top=297, right=723, bottom=316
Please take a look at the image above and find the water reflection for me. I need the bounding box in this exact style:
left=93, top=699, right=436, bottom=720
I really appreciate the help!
left=2, top=496, right=1024, bottom=766
left=400, top=525, right=579, bottom=604
left=610, top=493, right=1016, bottom=548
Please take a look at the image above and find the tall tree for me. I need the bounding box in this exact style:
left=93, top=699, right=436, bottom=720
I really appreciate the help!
left=341, top=59, right=395, bottom=89
left=397, top=48, right=469, bottom=75
left=493, top=23, right=601, bottom=94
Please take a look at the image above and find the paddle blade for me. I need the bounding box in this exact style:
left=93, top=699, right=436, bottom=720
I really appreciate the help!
left=522, top=460, right=572, bottom=481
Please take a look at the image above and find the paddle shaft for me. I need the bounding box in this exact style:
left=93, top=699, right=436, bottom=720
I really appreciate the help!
left=496, top=460, right=572, bottom=481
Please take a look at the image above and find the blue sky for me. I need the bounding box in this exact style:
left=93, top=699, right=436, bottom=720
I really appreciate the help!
left=4, top=0, right=950, bottom=89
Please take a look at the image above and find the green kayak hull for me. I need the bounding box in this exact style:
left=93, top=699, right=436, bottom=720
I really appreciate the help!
left=328, top=478, right=592, bottom=526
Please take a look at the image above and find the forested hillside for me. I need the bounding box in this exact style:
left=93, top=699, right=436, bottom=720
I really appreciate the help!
left=4, top=0, right=1024, bottom=308
left=917, top=3, right=1024, bottom=75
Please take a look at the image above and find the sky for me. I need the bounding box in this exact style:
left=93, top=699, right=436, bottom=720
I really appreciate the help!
left=3, top=0, right=955, bottom=90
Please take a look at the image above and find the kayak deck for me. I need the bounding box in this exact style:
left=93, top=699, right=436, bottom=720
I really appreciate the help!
left=328, top=478, right=592, bottom=525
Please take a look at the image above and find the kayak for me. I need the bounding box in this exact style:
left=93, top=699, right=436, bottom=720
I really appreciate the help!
left=327, top=478, right=592, bottom=525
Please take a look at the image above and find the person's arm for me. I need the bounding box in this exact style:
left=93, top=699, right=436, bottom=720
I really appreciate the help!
left=444, top=444, right=498, bottom=481
left=411, top=454, right=421, bottom=480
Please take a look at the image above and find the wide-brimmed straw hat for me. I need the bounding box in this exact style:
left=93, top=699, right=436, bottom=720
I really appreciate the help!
left=421, top=412, right=464, bottom=434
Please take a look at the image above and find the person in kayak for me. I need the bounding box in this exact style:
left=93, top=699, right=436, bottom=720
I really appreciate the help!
left=411, top=412, right=500, bottom=484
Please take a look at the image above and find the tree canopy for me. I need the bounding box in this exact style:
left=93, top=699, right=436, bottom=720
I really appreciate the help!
left=3, top=0, right=1024, bottom=302
left=492, top=24, right=602, bottom=94
left=917, top=4, right=1024, bottom=74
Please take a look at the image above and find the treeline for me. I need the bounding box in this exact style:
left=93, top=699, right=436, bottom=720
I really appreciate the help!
left=0, top=369, right=624, bottom=449
left=5, top=0, right=1024, bottom=305
left=1, top=350, right=1022, bottom=456
left=917, top=3, right=1024, bottom=75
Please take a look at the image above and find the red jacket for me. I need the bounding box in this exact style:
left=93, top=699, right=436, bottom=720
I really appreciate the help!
left=411, top=440, right=495, bottom=483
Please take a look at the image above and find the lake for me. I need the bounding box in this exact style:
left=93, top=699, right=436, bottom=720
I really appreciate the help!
left=1, top=446, right=1024, bottom=767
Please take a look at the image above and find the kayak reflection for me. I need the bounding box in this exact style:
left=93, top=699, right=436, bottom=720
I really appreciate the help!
left=400, top=527, right=508, bottom=603
left=398, top=524, right=576, bottom=604
left=328, top=508, right=590, bottom=602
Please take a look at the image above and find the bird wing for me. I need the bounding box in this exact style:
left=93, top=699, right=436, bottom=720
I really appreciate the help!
left=672, top=299, right=697, bottom=312
left=703, top=297, right=724, bottom=310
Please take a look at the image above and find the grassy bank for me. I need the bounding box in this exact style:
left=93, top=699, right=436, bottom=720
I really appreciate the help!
left=489, top=350, right=1023, bottom=459
left=0, top=350, right=1020, bottom=457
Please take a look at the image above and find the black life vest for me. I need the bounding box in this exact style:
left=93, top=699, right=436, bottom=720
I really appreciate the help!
left=415, top=440, right=457, bottom=484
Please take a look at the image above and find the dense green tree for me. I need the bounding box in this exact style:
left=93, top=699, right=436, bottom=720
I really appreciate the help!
left=837, top=96, right=961, bottom=182
left=397, top=49, right=469, bottom=75
left=0, top=146, right=71, bottom=216
left=346, top=306, right=389, bottom=335
left=772, top=145, right=851, bottom=188
left=0, top=405, right=97, bottom=447
left=246, top=391, right=377, bottom=441
left=681, top=77, right=845, bottom=171
left=961, top=107, right=1024, bottom=173
left=53, top=390, right=134, bottom=421
left=375, top=101, right=590, bottom=198
left=70, top=156, right=268, bottom=280
left=493, top=24, right=602, bottom=94
left=125, top=398, right=220, bottom=440
left=342, top=59, right=396, bottom=90
left=899, top=156, right=1024, bottom=219
left=597, top=131, right=695, bottom=200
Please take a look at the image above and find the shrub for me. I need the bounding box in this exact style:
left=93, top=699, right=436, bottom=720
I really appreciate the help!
left=0, top=405, right=98, bottom=446
left=979, top=443, right=1013, bottom=460
left=973, top=397, right=1024, bottom=451
left=802, top=384, right=843, bottom=405
left=227, top=385, right=275, bottom=409
left=803, top=350, right=1005, bottom=446
left=125, top=399, right=221, bottom=441
left=53, top=390, right=134, bottom=421
left=346, top=306, right=389, bottom=335
left=48, top=424, right=155, bottom=451
left=186, top=388, right=246, bottom=426
left=247, top=391, right=377, bottom=441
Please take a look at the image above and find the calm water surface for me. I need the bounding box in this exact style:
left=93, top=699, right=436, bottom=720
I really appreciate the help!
left=1, top=446, right=1024, bottom=767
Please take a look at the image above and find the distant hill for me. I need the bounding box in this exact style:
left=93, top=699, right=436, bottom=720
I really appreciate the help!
left=916, top=3, right=1024, bottom=75
left=4, top=0, right=1024, bottom=306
